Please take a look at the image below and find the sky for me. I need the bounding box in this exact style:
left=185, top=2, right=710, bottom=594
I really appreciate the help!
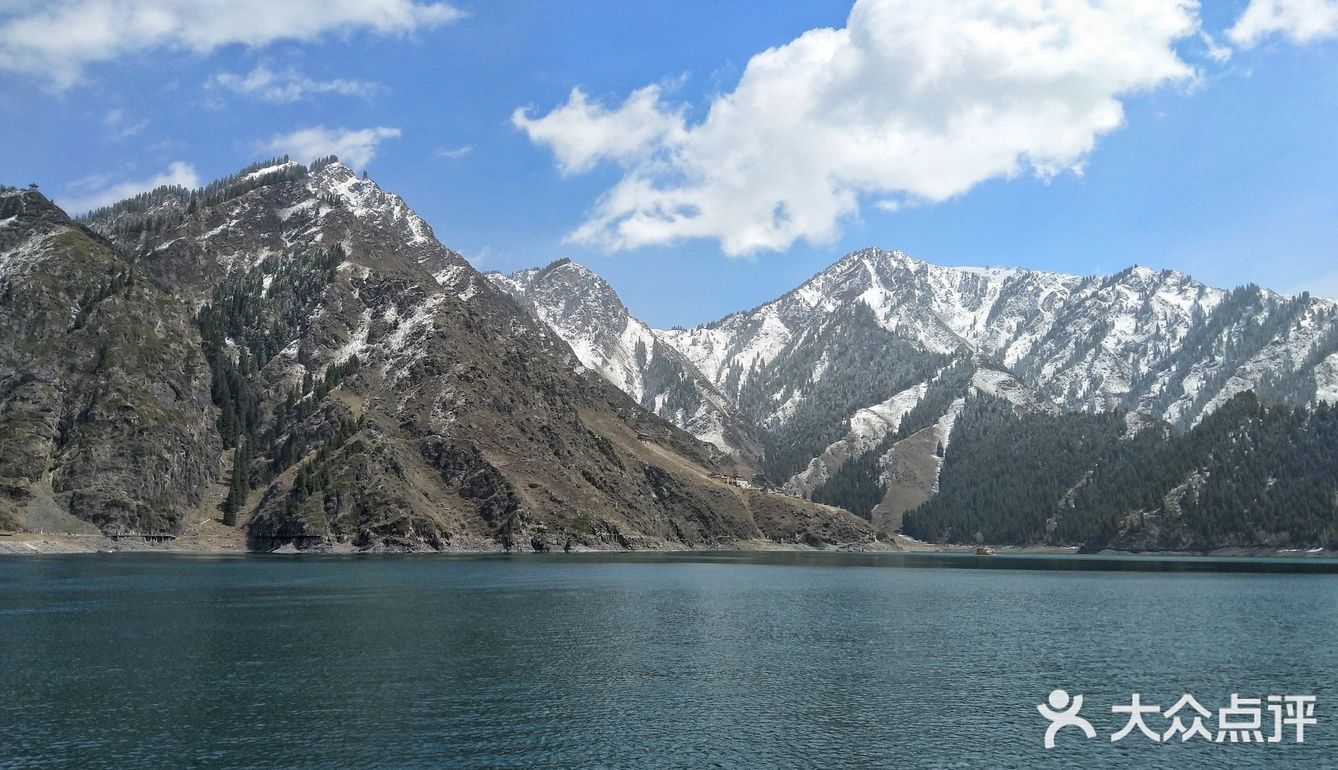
left=1, top=0, right=1337, bottom=328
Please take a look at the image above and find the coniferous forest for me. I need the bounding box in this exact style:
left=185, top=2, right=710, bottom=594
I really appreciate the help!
left=901, top=391, right=1338, bottom=550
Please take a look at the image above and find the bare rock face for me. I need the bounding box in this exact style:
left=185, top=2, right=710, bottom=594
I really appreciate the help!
left=0, top=159, right=877, bottom=551
left=0, top=190, right=220, bottom=534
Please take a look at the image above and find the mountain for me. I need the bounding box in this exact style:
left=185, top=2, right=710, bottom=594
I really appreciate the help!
left=499, top=248, right=1338, bottom=546
left=0, top=188, right=219, bottom=536
left=657, top=248, right=1337, bottom=441
left=487, top=259, right=764, bottom=466
left=0, top=161, right=876, bottom=551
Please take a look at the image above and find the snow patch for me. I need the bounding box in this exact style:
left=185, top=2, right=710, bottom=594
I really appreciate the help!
left=243, top=161, right=300, bottom=181
left=330, top=308, right=373, bottom=368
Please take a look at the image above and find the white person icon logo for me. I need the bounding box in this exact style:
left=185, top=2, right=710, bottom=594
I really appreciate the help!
left=1037, top=690, right=1316, bottom=748
left=1038, top=689, right=1097, bottom=748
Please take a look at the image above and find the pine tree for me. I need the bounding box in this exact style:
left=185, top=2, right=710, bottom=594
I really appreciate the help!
left=222, top=440, right=252, bottom=526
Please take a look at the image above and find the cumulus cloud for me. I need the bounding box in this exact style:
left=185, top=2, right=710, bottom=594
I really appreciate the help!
left=1229, top=0, right=1338, bottom=46
left=58, top=161, right=200, bottom=215
left=0, top=0, right=465, bottom=87
left=514, top=85, right=686, bottom=174
left=260, top=126, right=401, bottom=169
left=207, top=64, right=384, bottom=103
left=516, top=0, right=1202, bottom=256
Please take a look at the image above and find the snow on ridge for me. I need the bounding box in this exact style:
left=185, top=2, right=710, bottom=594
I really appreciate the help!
left=784, top=382, right=927, bottom=496
left=308, top=164, right=434, bottom=246
left=434, top=264, right=470, bottom=289
left=243, top=160, right=303, bottom=181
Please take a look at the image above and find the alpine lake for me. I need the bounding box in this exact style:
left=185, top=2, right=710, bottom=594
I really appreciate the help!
left=1, top=550, right=1335, bottom=769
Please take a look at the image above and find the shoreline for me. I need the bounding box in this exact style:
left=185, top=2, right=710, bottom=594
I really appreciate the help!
left=1, top=531, right=1334, bottom=559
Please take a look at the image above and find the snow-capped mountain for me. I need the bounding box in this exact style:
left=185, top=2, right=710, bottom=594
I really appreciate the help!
left=488, top=259, right=764, bottom=465
left=659, top=248, right=1337, bottom=428
left=502, top=247, right=1338, bottom=523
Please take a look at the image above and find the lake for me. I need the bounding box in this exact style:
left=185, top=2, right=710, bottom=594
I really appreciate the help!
left=0, top=551, right=1334, bottom=769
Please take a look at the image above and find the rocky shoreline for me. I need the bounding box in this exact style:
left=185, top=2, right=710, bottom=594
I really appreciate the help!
left=2, top=531, right=1333, bottom=559
left=0, top=530, right=902, bottom=556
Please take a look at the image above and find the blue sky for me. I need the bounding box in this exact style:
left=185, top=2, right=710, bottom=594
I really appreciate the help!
left=1, top=0, right=1336, bottom=328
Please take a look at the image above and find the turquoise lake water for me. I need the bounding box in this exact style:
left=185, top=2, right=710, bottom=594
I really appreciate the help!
left=0, top=551, right=1334, bottom=769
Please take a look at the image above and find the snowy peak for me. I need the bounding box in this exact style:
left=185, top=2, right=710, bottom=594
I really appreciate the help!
left=487, top=260, right=763, bottom=462
left=655, top=246, right=1335, bottom=429
left=489, top=259, right=632, bottom=356
left=307, top=161, right=436, bottom=247
left=501, top=247, right=1337, bottom=528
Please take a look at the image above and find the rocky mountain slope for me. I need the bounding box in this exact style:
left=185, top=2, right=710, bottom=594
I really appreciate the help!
left=500, top=248, right=1337, bottom=544
left=0, top=189, right=219, bottom=536
left=657, top=248, right=1337, bottom=435
left=0, top=162, right=876, bottom=551
left=488, top=259, right=764, bottom=465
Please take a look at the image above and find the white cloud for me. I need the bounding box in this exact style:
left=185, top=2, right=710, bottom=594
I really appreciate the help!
left=58, top=161, right=200, bottom=215
left=516, top=0, right=1202, bottom=256
left=102, top=107, right=148, bottom=140
left=435, top=145, right=474, bottom=159
left=0, top=0, right=465, bottom=87
left=1229, top=0, right=1338, bottom=47
left=514, top=85, right=686, bottom=174
left=260, top=126, right=401, bottom=169
left=207, top=64, right=384, bottom=103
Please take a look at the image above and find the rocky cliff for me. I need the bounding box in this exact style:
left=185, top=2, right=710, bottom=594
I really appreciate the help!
left=0, top=189, right=219, bottom=535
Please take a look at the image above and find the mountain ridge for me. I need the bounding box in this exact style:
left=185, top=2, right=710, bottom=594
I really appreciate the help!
left=494, top=246, right=1338, bottom=544
left=0, top=159, right=877, bottom=551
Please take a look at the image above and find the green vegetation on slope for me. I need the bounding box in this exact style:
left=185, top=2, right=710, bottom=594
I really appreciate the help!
left=901, top=391, right=1338, bottom=549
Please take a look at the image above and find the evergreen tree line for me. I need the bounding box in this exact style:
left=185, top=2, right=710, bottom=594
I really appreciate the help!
left=901, top=390, right=1338, bottom=549
left=268, top=356, right=361, bottom=475
left=80, top=155, right=335, bottom=239
left=1128, top=286, right=1314, bottom=423
left=809, top=358, right=975, bottom=517
left=69, top=266, right=136, bottom=331
left=195, top=243, right=353, bottom=521
left=279, top=415, right=364, bottom=520
left=1255, top=313, right=1338, bottom=407
left=736, top=302, right=949, bottom=481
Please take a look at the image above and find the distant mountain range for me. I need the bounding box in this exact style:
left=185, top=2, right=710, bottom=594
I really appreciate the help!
left=490, top=247, right=1338, bottom=550
left=0, top=161, right=873, bottom=551
left=3, top=158, right=1334, bottom=553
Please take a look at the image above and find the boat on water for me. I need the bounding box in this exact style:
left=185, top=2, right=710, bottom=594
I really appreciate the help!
left=976, top=546, right=997, bottom=556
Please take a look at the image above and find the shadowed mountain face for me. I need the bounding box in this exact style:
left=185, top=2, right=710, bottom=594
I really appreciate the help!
left=496, top=248, right=1338, bottom=547
left=0, top=163, right=874, bottom=551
